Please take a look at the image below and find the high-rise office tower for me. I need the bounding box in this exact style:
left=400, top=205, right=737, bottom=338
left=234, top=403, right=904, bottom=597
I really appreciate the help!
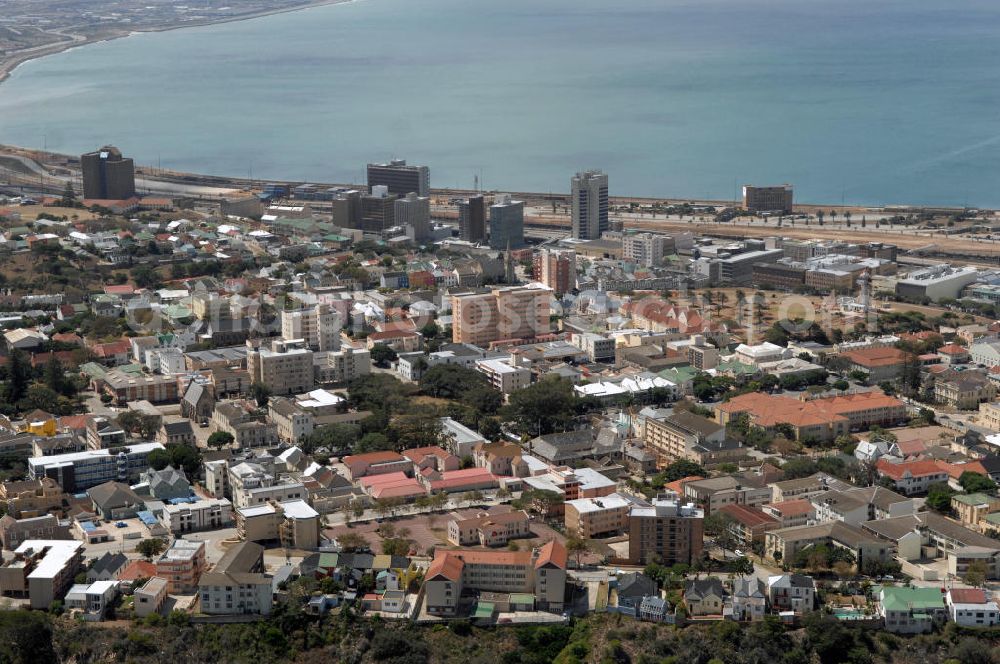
left=571, top=170, right=609, bottom=240
left=360, top=185, right=398, bottom=233
left=330, top=190, right=362, bottom=229
left=458, top=195, right=486, bottom=243
left=742, top=184, right=793, bottom=214
left=366, top=159, right=429, bottom=197
left=81, top=145, right=136, bottom=200
left=394, top=192, right=431, bottom=243
left=489, top=194, right=525, bottom=250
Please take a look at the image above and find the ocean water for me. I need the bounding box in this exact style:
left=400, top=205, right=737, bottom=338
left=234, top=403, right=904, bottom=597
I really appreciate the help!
left=2, top=0, right=1000, bottom=206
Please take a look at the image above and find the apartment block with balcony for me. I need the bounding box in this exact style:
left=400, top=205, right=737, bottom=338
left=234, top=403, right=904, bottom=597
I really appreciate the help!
left=565, top=493, right=633, bottom=539
left=0, top=539, right=84, bottom=609
left=160, top=498, right=233, bottom=534
left=626, top=494, right=704, bottom=566
left=199, top=542, right=273, bottom=615
left=155, top=539, right=206, bottom=594
left=424, top=540, right=567, bottom=616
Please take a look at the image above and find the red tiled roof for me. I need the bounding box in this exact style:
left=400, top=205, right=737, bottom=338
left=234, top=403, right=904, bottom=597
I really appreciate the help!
left=719, top=391, right=904, bottom=429
left=875, top=459, right=949, bottom=481
left=91, top=340, right=131, bottom=357
left=403, top=446, right=452, bottom=463
left=841, top=347, right=909, bottom=368
left=949, top=588, right=988, bottom=604
left=534, top=539, right=567, bottom=569
left=763, top=499, right=814, bottom=517
left=428, top=468, right=498, bottom=492
left=937, top=344, right=967, bottom=355
left=939, top=460, right=987, bottom=480
left=343, top=451, right=404, bottom=465
left=118, top=560, right=157, bottom=581
left=426, top=552, right=464, bottom=582
left=665, top=476, right=703, bottom=496
left=719, top=503, right=779, bottom=528
left=58, top=414, right=92, bottom=431
left=369, top=329, right=419, bottom=341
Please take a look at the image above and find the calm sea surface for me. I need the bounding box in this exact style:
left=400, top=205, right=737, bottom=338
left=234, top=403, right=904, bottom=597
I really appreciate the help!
left=2, top=0, right=1000, bottom=206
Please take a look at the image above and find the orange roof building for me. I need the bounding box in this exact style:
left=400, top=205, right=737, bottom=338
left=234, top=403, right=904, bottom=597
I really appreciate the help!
left=423, top=540, right=567, bottom=616
left=840, top=347, right=910, bottom=382
left=716, top=391, right=906, bottom=443
left=874, top=459, right=950, bottom=495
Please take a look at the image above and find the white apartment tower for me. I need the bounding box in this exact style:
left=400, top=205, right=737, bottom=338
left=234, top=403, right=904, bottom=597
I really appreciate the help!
left=281, top=305, right=341, bottom=352
left=571, top=170, right=609, bottom=240
left=623, top=233, right=669, bottom=267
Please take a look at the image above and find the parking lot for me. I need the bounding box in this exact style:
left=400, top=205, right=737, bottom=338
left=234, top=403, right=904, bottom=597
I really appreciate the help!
left=325, top=504, right=572, bottom=556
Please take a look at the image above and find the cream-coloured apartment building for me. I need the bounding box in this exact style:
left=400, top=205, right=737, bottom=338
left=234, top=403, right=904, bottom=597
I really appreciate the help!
left=452, top=286, right=550, bottom=346
left=564, top=493, right=632, bottom=539
left=246, top=339, right=314, bottom=396
left=424, top=540, right=567, bottom=616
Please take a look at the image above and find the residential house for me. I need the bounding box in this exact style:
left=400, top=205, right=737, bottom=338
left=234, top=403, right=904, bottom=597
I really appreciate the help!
left=874, top=459, right=949, bottom=495
left=88, top=482, right=144, bottom=520
left=946, top=587, right=1000, bottom=627
left=683, top=577, right=726, bottom=617
left=0, top=514, right=72, bottom=550
left=616, top=572, right=658, bottom=612
left=86, top=552, right=128, bottom=582
left=730, top=575, right=767, bottom=621
left=134, top=577, right=168, bottom=618
left=767, top=574, right=815, bottom=614
left=878, top=586, right=947, bottom=634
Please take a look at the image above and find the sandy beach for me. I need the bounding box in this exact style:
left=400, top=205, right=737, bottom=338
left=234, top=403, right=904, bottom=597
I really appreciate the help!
left=0, top=0, right=354, bottom=85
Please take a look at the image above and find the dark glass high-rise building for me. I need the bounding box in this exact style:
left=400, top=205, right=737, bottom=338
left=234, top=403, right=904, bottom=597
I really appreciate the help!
left=489, top=194, right=525, bottom=250
left=366, top=159, right=429, bottom=197
left=458, top=195, right=486, bottom=243
left=81, top=145, right=136, bottom=200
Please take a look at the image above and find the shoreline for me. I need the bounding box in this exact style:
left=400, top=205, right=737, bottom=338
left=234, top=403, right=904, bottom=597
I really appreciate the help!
left=0, top=142, right=977, bottom=217
left=0, top=0, right=355, bottom=84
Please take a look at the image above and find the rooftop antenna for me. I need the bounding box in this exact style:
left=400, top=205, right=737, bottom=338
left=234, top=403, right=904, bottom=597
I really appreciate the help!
left=474, top=173, right=479, bottom=193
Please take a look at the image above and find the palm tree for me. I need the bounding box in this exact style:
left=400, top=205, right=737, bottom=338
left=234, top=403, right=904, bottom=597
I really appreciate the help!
left=845, top=211, right=852, bottom=227
left=817, top=211, right=825, bottom=226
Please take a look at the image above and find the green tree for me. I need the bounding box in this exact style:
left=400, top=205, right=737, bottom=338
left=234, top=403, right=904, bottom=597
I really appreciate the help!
left=963, top=559, right=987, bottom=588
left=207, top=431, right=235, bottom=449
left=250, top=382, right=271, bottom=408
left=60, top=181, right=76, bottom=207
left=338, top=531, right=369, bottom=552
left=504, top=376, right=578, bottom=437
left=959, top=471, right=997, bottom=494
left=781, top=457, right=819, bottom=479
left=565, top=537, right=590, bottom=569
left=4, top=349, right=31, bottom=406
left=147, top=448, right=171, bottom=471
left=136, top=538, right=166, bottom=559
left=0, top=610, right=55, bottom=664
left=926, top=482, right=956, bottom=512
left=655, top=459, right=705, bottom=484
left=369, top=343, right=398, bottom=368
left=302, top=423, right=359, bottom=454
